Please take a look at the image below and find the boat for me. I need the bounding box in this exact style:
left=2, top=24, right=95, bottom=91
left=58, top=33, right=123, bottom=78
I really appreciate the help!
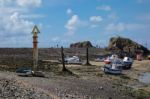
left=104, top=54, right=118, bottom=64
left=103, top=65, right=122, bottom=74
left=95, top=56, right=105, bottom=62
left=123, top=57, right=133, bottom=69
left=103, top=59, right=123, bottom=75
left=65, top=56, right=82, bottom=64
left=16, top=67, right=33, bottom=76
left=104, top=57, right=112, bottom=64
left=110, top=54, right=118, bottom=60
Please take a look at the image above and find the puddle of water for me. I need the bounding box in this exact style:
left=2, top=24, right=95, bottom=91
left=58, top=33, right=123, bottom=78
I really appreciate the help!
left=139, top=72, right=150, bottom=84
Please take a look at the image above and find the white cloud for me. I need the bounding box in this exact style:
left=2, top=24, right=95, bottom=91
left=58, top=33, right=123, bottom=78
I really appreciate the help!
left=65, top=15, right=79, bottom=31
left=90, top=16, right=103, bottom=23
left=0, top=0, right=43, bottom=47
left=108, top=13, right=118, bottom=20
left=105, top=23, right=125, bottom=32
left=16, top=0, right=42, bottom=7
left=67, top=8, right=72, bottom=15
left=126, top=23, right=150, bottom=31
left=0, top=0, right=13, bottom=6
left=0, top=7, right=27, bottom=16
left=96, top=5, right=111, bottom=11
left=65, top=15, right=87, bottom=35
left=0, top=0, right=42, bottom=7
left=105, top=22, right=150, bottom=33
left=90, top=24, right=99, bottom=28
left=20, top=14, right=45, bottom=19
left=0, top=12, right=34, bottom=36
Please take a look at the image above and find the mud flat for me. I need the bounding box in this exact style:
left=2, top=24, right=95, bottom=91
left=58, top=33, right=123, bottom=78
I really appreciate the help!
left=0, top=60, right=150, bottom=99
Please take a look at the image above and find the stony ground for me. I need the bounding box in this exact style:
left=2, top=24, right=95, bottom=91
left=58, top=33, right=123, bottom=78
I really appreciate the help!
left=0, top=60, right=150, bottom=99
left=0, top=73, right=54, bottom=99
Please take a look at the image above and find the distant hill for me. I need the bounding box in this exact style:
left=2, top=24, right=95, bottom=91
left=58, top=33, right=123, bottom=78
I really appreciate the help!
left=70, top=41, right=93, bottom=48
left=108, top=36, right=149, bottom=55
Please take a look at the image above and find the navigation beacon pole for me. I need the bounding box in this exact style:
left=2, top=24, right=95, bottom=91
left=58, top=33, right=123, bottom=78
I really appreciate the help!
left=32, top=25, right=40, bottom=71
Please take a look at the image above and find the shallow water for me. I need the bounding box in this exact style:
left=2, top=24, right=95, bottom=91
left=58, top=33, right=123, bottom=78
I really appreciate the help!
left=139, top=72, right=150, bottom=84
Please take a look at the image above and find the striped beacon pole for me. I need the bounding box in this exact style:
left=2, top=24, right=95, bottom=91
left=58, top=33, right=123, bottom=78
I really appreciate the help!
left=32, top=25, right=40, bottom=71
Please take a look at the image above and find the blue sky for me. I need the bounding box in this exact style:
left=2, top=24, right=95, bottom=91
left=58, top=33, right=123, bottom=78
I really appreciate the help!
left=0, top=0, right=150, bottom=48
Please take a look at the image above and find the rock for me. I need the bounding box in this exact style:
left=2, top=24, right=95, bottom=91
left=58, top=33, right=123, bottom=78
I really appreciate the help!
left=98, top=86, right=103, bottom=90
left=70, top=41, right=93, bottom=48
left=33, top=71, right=45, bottom=77
left=0, top=78, right=52, bottom=99
left=108, top=36, right=149, bottom=56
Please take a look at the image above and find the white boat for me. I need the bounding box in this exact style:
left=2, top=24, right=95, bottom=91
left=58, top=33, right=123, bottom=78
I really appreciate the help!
left=123, top=57, right=133, bottom=69
left=95, top=56, right=105, bottom=62
left=65, top=56, right=82, bottom=64
left=103, top=65, right=122, bottom=74
left=103, top=59, right=123, bottom=75
left=104, top=57, right=112, bottom=64
left=110, top=54, right=118, bottom=60
left=104, top=54, right=119, bottom=64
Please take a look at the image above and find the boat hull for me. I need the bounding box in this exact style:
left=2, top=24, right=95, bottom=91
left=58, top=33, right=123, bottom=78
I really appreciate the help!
left=123, top=62, right=132, bottom=69
left=104, top=61, right=111, bottom=64
left=103, top=67, right=122, bottom=75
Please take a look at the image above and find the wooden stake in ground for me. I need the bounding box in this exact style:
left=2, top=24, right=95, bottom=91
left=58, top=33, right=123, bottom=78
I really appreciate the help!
left=86, top=47, right=91, bottom=65
left=32, top=25, right=40, bottom=71
left=61, top=46, right=67, bottom=71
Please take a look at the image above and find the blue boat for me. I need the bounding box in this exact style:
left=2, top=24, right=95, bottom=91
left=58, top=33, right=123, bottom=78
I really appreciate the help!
left=103, top=59, right=123, bottom=75
left=103, top=65, right=122, bottom=74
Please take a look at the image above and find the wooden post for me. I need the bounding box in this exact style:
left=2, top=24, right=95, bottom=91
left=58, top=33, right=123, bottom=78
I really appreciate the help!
left=32, top=25, right=40, bottom=71
left=86, top=47, right=90, bottom=65
left=33, top=36, right=38, bottom=71
left=61, top=46, right=67, bottom=71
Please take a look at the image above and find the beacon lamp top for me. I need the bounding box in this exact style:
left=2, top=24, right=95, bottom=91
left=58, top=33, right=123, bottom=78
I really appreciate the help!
left=32, top=25, right=40, bottom=36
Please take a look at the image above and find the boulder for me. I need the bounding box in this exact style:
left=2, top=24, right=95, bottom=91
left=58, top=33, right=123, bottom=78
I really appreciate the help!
left=108, top=36, right=149, bottom=56
left=33, top=71, right=45, bottom=77
left=70, top=41, right=93, bottom=48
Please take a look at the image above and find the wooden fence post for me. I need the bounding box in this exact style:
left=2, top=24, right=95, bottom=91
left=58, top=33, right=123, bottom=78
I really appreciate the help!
left=86, top=47, right=91, bottom=65
left=61, top=46, right=67, bottom=71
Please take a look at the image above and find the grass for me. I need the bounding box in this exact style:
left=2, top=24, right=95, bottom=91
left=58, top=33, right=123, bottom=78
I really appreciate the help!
left=95, top=72, right=104, bottom=77
left=55, top=68, right=79, bottom=77
left=131, top=89, right=150, bottom=99
left=120, top=75, right=131, bottom=80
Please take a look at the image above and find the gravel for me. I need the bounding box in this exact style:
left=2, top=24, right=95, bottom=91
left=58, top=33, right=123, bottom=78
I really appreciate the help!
left=0, top=72, right=53, bottom=99
left=0, top=69, right=139, bottom=99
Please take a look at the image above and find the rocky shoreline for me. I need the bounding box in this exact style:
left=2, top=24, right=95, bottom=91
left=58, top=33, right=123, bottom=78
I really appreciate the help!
left=0, top=77, right=53, bottom=99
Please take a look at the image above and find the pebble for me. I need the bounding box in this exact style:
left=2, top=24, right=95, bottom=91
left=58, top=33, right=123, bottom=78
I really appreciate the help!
left=0, top=78, right=53, bottom=99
